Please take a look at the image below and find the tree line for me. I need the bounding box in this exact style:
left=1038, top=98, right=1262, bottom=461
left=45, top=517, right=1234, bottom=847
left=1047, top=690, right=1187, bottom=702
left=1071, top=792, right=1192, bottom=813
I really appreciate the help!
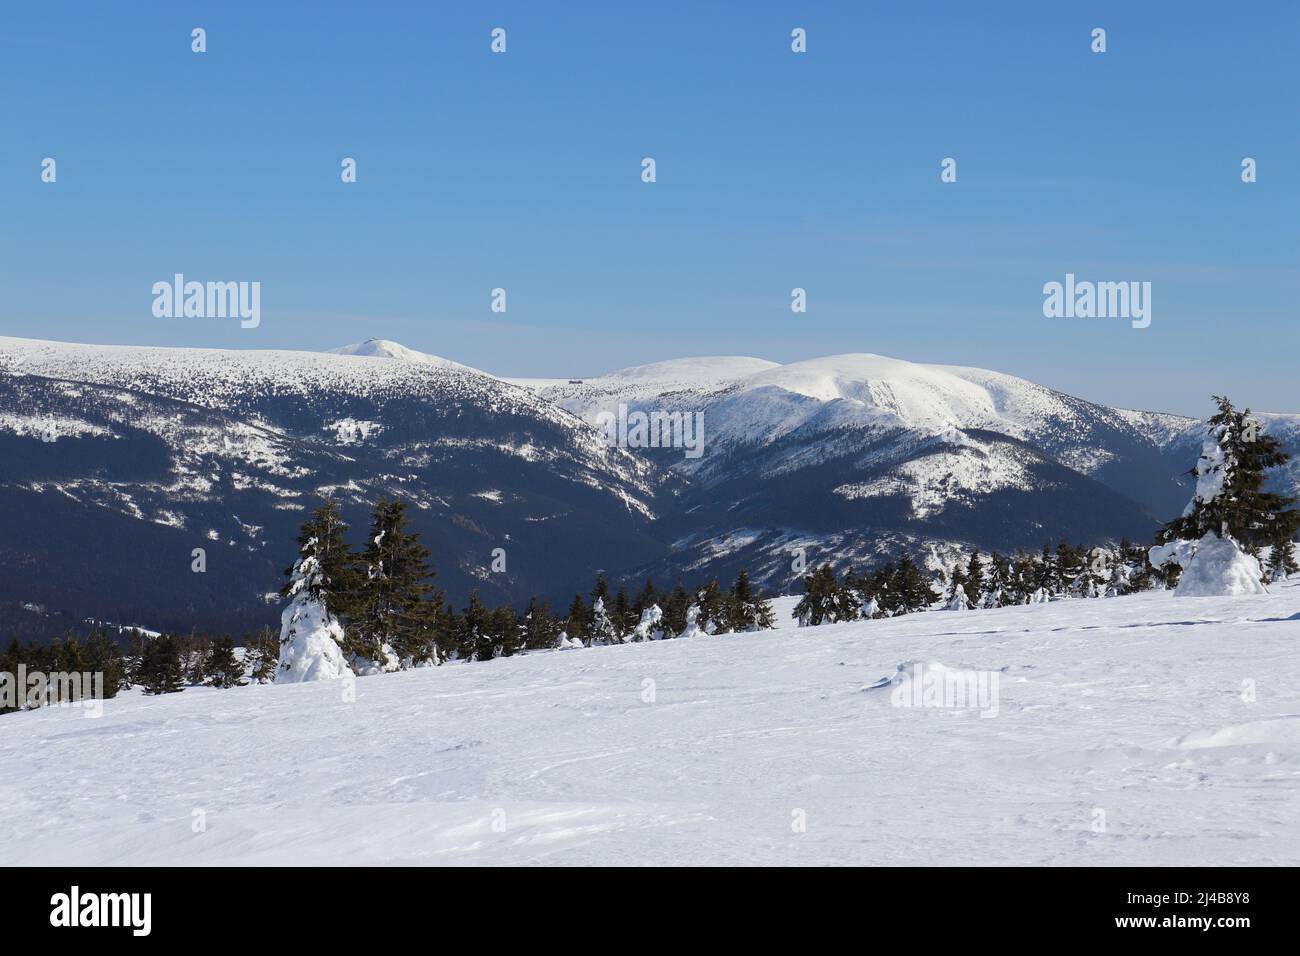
left=283, top=497, right=778, bottom=674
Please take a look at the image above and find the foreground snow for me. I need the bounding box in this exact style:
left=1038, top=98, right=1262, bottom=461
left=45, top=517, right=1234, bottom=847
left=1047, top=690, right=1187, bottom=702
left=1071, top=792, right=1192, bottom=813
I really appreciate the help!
left=2, top=585, right=1299, bottom=866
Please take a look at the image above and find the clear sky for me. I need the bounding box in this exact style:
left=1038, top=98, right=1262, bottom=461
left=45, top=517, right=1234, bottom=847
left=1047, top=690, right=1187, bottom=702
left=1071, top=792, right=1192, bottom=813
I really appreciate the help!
left=2, top=1, right=1296, bottom=417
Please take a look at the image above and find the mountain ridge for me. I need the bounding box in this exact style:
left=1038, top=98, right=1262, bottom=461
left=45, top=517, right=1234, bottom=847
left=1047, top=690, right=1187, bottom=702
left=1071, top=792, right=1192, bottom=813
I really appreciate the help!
left=2, top=335, right=1296, bottom=639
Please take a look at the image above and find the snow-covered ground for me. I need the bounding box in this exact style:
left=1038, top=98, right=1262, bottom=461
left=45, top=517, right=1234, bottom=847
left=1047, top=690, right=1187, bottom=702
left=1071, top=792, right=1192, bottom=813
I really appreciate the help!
left=3, top=585, right=1299, bottom=866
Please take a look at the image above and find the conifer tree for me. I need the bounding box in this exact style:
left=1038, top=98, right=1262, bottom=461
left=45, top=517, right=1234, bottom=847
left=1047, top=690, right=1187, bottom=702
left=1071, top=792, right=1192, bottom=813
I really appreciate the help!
left=563, top=593, right=590, bottom=644
left=894, top=554, right=938, bottom=612
left=1055, top=542, right=1083, bottom=592
left=696, top=578, right=728, bottom=633
left=282, top=498, right=361, bottom=616
left=946, top=564, right=968, bottom=603
left=353, top=499, right=442, bottom=667
left=83, top=630, right=127, bottom=696
left=662, top=584, right=690, bottom=637
left=139, top=634, right=185, bottom=695
left=433, top=604, right=462, bottom=662
left=587, top=595, right=616, bottom=646
left=634, top=579, right=661, bottom=617
left=1036, top=543, right=1056, bottom=593
left=794, top=565, right=856, bottom=626
left=720, top=569, right=775, bottom=632
left=612, top=586, right=635, bottom=640
left=181, top=630, right=211, bottom=685
left=492, top=605, right=523, bottom=657
left=279, top=498, right=360, bottom=674
left=963, top=551, right=984, bottom=606
left=1160, top=396, right=1299, bottom=549
left=244, top=627, right=280, bottom=683
left=726, top=569, right=756, bottom=632
left=205, top=636, right=247, bottom=688
left=522, top=597, right=562, bottom=651
left=1267, top=533, right=1298, bottom=581
left=459, top=592, right=493, bottom=660
left=985, top=552, right=1013, bottom=607
left=122, top=629, right=149, bottom=687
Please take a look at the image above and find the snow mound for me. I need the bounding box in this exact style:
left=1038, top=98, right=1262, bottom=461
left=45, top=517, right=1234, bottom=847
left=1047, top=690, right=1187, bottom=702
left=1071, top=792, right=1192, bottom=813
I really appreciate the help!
left=1173, top=717, right=1300, bottom=750
left=1152, top=534, right=1267, bottom=597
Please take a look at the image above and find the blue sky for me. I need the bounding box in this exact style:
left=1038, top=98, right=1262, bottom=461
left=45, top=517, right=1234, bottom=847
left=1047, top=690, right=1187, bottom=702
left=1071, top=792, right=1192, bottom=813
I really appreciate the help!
left=2, top=1, right=1296, bottom=416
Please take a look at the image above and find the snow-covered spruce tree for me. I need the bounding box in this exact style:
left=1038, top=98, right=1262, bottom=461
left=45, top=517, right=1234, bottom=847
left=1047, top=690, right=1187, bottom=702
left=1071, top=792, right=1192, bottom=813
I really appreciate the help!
left=661, top=583, right=690, bottom=637
left=945, top=563, right=969, bottom=608
left=587, top=596, right=617, bottom=646
left=1151, top=397, right=1297, bottom=595
left=630, top=603, right=664, bottom=641
left=983, top=552, right=1013, bottom=607
left=1010, top=554, right=1036, bottom=603
left=679, top=602, right=706, bottom=639
left=275, top=498, right=363, bottom=683
left=634, top=579, right=661, bottom=617
left=1078, top=548, right=1111, bottom=598
left=244, top=626, right=279, bottom=683
left=285, top=499, right=361, bottom=616
left=590, top=573, right=611, bottom=613
left=945, top=585, right=972, bottom=611
left=1266, top=533, right=1298, bottom=582
left=180, top=630, right=211, bottom=686
left=1034, top=543, right=1056, bottom=594
left=352, top=499, right=442, bottom=670
left=1161, top=397, right=1298, bottom=548
left=276, top=531, right=354, bottom=684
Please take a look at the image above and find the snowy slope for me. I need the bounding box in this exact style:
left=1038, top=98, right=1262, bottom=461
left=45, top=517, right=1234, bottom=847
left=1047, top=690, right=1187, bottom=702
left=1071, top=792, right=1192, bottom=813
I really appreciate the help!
left=3, top=583, right=1298, bottom=866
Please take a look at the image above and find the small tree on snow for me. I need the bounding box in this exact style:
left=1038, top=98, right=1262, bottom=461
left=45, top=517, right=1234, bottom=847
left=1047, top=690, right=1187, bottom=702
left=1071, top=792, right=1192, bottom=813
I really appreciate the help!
left=276, top=541, right=354, bottom=683
left=352, top=499, right=441, bottom=669
left=1267, top=534, right=1298, bottom=581
left=1150, top=396, right=1294, bottom=596
left=1160, top=397, right=1298, bottom=549
left=629, top=604, right=664, bottom=642
left=587, top=597, right=617, bottom=646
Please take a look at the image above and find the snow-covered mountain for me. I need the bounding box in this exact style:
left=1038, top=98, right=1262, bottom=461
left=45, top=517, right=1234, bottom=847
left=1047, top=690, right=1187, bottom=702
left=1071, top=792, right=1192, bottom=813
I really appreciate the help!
left=0, top=336, right=676, bottom=638
left=532, top=352, right=1300, bottom=590
left=2, top=335, right=1296, bottom=636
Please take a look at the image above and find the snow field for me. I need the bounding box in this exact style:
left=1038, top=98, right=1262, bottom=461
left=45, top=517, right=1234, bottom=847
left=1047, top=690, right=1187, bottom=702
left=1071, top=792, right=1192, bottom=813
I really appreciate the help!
left=2, top=585, right=1298, bottom=866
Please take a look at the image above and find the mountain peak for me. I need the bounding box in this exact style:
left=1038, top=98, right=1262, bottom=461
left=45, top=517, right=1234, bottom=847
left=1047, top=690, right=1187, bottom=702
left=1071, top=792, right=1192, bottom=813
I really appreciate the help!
left=327, top=339, right=476, bottom=372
